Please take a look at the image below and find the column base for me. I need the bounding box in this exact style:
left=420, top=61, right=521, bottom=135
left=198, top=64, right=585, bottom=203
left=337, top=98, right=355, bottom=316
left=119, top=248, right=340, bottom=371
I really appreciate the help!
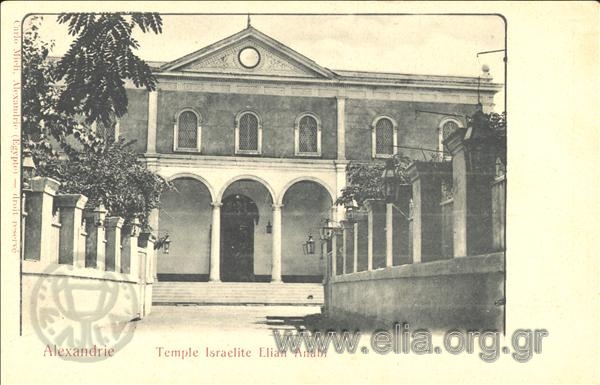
left=270, top=279, right=283, bottom=284
left=208, top=278, right=221, bottom=283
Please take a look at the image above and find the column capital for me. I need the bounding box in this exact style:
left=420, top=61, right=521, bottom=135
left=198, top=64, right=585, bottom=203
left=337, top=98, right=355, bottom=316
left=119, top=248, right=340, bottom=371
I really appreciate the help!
left=211, top=201, right=223, bottom=208
left=271, top=204, right=284, bottom=210
left=335, top=95, right=348, bottom=102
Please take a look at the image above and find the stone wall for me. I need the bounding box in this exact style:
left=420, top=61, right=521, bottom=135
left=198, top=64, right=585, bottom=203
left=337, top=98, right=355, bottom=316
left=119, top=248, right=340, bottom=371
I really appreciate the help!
left=119, top=89, right=480, bottom=161
left=327, top=253, right=504, bottom=330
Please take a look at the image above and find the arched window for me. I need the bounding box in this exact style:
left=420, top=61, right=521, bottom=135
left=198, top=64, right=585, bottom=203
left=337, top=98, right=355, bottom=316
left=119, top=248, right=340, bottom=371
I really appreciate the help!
left=174, top=109, right=201, bottom=152
left=235, top=111, right=262, bottom=154
left=438, top=118, right=463, bottom=159
left=295, top=113, right=321, bottom=156
left=372, top=116, right=397, bottom=158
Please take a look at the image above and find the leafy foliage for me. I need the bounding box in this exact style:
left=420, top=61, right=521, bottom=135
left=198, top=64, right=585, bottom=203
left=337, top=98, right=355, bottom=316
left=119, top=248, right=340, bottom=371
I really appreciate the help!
left=335, top=110, right=507, bottom=208
left=335, top=154, right=412, bottom=207
left=38, top=138, right=171, bottom=229
left=55, top=13, right=162, bottom=126
left=22, top=16, right=103, bottom=166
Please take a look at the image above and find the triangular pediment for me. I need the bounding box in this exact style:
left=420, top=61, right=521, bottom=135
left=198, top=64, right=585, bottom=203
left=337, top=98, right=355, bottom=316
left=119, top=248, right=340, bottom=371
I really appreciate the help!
left=159, top=27, right=335, bottom=79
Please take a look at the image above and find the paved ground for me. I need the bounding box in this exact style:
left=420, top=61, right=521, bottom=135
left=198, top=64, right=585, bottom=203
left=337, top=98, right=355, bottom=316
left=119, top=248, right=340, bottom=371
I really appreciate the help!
left=137, top=305, right=323, bottom=334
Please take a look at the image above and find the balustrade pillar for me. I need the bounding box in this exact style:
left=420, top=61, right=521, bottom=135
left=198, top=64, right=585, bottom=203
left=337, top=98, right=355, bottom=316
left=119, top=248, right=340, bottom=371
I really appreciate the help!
left=386, top=202, right=394, bottom=267
left=445, top=127, right=497, bottom=257
left=407, top=162, right=451, bottom=263
left=341, top=221, right=348, bottom=274
left=353, top=222, right=358, bottom=273
left=365, top=200, right=374, bottom=271
left=55, top=194, right=88, bottom=267
left=23, top=177, right=60, bottom=263
left=84, top=205, right=107, bottom=269
left=105, top=217, right=124, bottom=272
left=121, top=218, right=141, bottom=274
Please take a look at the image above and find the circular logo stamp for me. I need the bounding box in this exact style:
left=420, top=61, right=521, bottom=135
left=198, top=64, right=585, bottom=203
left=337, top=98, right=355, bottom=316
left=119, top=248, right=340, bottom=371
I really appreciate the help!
left=31, top=263, right=139, bottom=362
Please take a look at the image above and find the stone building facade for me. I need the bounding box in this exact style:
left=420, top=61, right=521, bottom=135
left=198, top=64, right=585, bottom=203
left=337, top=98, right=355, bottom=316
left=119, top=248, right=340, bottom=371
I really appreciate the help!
left=116, top=25, right=500, bottom=283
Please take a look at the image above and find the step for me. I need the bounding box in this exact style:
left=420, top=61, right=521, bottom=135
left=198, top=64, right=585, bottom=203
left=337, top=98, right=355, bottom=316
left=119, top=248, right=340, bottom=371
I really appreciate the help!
left=152, top=282, right=324, bottom=305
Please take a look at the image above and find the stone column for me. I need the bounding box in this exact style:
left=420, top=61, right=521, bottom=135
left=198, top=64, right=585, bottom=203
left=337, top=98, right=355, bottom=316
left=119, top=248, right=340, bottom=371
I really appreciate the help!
left=385, top=203, right=394, bottom=267
left=446, top=130, right=497, bottom=257
left=84, top=205, right=107, bottom=269
left=105, top=217, right=124, bottom=272
left=209, top=202, right=222, bottom=282
left=146, top=90, right=158, bottom=154
left=353, top=222, right=358, bottom=273
left=55, top=194, right=88, bottom=267
left=121, top=218, right=141, bottom=275
left=407, top=162, right=451, bottom=263
left=270, top=204, right=283, bottom=283
left=23, top=177, right=60, bottom=262
left=336, top=96, right=346, bottom=160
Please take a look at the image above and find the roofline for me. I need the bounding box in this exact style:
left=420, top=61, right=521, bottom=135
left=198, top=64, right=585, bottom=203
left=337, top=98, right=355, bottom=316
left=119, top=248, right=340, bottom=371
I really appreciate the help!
left=159, top=25, right=335, bottom=78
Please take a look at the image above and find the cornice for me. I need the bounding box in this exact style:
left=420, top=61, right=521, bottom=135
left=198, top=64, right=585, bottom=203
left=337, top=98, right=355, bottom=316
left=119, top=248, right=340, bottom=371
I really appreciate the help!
left=152, top=71, right=501, bottom=93
left=142, top=153, right=341, bottom=172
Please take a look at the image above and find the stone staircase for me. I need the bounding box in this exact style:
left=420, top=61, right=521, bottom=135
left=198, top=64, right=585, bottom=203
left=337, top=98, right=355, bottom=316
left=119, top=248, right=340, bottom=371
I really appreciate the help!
left=152, top=282, right=324, bottom=305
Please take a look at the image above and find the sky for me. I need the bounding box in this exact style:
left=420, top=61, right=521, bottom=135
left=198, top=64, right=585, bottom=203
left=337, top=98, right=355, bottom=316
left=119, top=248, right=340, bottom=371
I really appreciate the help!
left=35, top=14, right=506, bottom=110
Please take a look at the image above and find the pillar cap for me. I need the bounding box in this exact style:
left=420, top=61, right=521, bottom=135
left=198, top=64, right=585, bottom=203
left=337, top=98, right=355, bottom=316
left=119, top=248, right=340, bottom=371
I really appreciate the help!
left=105, top=216, right=125, bottom=228
left=363, top=198, right=385, bottom=210
left=55, top=194, right=88, bottom=209
left=138, top=232, right=157, bottom=247
left=29, top=177, right=61, bottom=196
left=407, top=161, right=452, bottom=182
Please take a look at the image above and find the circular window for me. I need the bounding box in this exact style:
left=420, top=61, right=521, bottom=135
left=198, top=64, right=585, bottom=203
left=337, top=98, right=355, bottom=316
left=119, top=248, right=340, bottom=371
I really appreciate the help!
left=238, top=47, right=260, bottom=69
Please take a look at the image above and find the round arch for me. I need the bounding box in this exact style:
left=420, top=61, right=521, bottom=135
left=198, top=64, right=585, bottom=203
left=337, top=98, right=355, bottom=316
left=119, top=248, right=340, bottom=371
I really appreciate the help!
left=277, top=176, right=335, bottom=206
left=438, top=117, right=464, bottom=153
left=217, top=175, right=276, bottom=204
left=438, top=117, right=464, bottom=130
left=167, top=173, right=216, bottom=203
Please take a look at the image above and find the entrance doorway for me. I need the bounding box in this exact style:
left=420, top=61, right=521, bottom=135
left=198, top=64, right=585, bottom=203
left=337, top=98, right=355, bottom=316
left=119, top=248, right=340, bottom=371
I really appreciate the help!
left=220, top=194, right=259, bottom=282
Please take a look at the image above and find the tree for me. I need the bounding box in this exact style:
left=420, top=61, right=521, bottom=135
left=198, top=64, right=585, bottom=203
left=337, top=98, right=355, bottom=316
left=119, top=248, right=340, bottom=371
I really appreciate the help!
left=21, top=16, right=100, bottom=166
left=55, top=13, right=162, bottom=127
left=22, top=14, right=170, bottom=229
left=335, top=154, right=412, bottom=208
left=37, top=138, right=171, bottom=229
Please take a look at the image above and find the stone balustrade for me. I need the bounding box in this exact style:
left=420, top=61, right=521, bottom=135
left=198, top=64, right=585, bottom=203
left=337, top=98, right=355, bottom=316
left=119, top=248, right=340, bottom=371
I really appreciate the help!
left=21, top=177, right=158, bottom=331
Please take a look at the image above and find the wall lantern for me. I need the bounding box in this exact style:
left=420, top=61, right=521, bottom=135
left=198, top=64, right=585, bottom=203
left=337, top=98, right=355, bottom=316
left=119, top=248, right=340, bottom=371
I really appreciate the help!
left=22, top=148, right=36, bottom=188
left=302, top=234, right=315, bottom=255
left=381, top=158, right=399, bottom=203
left=265, top=221, right=272, bottom=234
left=319, top=218, right=341, bottom=241
left=163, top=236, right=171, bottom=254
left=344, top=199, right=358, bottom=222
left=154, top=233, right=171, bottom=254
